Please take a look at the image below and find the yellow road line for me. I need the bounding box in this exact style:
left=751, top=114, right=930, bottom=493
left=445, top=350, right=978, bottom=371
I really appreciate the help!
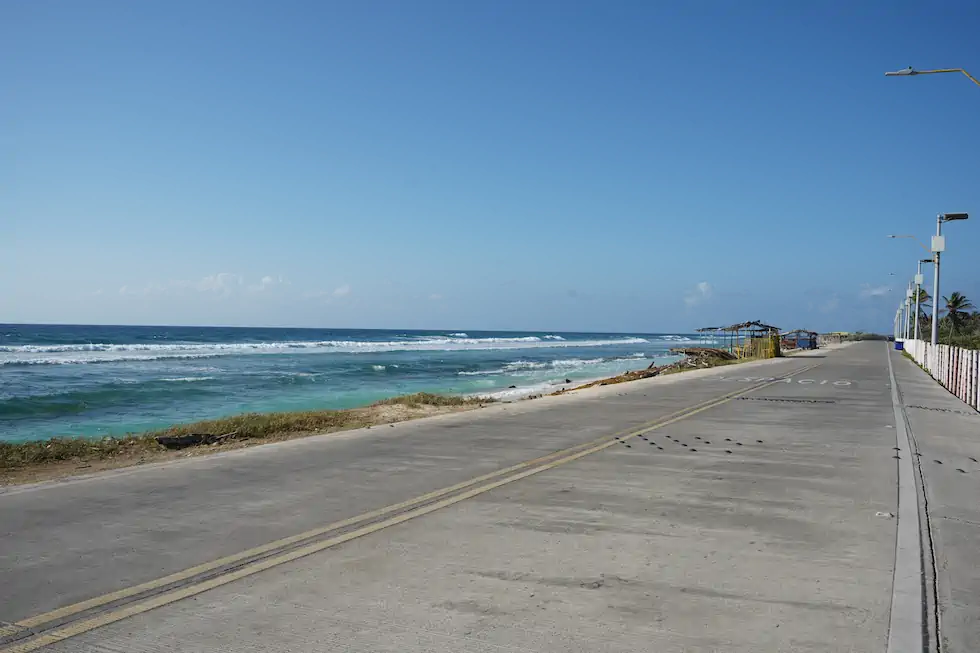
left=4, top=363, right=818, bottom=652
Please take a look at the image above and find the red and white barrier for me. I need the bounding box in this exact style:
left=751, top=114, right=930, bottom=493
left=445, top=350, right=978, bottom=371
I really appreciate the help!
left=905, top=339, right=980, bottom=411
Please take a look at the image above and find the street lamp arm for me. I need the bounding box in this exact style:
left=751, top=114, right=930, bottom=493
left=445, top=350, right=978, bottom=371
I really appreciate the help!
left=885, top=67, right=980, bottom=88
left=919, top=68, right=980, bottom=87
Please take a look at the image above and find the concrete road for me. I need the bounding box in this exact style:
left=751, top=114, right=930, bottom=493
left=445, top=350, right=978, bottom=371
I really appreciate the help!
left=0, top=342, right=941, bottom=651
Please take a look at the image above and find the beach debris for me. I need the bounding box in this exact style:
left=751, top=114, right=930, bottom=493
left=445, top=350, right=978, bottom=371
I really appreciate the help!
left=660, top=347, right=737, bottom=370
left=547, top=346, right=738, bottom=396
left=155, top=431, right=240, bottom=450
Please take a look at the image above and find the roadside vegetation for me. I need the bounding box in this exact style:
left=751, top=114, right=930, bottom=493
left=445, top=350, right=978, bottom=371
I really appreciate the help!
left=0, top=393, right=489, bottom=476
left=844, top=332, right=890, bottom=341
left=902, top=289, right=980, bottom=349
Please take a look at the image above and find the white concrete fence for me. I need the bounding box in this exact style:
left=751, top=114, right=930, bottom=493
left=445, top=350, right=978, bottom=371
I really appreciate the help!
left=904, top=339, right=980, bottom=411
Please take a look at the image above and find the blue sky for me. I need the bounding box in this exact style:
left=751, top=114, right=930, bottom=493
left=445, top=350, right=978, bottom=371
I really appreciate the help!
left=3, top=1, right=979, bottom=333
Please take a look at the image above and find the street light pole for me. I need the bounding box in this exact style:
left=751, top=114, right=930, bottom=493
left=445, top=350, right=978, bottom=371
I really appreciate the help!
left=906, top=283, right=913, bottom=340
left=930, top=213, right=969, bottom=346
left=931, top=218, right=942, bottom=347
left=899, top=288, right=909, bottom=340
left=912, top=259, right=930, bottom=343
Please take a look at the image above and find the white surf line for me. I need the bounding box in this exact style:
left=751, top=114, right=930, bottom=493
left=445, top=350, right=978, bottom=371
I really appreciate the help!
left=886, top=345, right=925, bottom=653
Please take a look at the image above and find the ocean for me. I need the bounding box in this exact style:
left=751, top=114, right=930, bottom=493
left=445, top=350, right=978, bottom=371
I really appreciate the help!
left=0, top=324, right=708, bottom=443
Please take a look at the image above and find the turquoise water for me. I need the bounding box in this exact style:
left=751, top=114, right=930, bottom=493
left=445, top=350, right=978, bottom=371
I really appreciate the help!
left=0, top=324, right=705, bottom=442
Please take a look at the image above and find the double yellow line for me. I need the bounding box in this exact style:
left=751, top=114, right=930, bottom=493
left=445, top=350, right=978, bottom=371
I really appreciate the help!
left=2, top=363, right=818, bottom=652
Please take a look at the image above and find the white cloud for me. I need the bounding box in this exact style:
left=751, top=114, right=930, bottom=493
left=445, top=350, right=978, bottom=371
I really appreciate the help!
left=118, top=273, right=289, bottom=298
left=429, top=293, right=443, bottom=301
left=258, top=275, right=275, bottom=287
left=247, top=275, right=288, bottom=293
left=859, top=284, right=891, bottom=298
left=195, top=272, right=244, bottom=294
left=333, top=284, right=351, bottom=297
left=684, top=281, right=712, bottom=307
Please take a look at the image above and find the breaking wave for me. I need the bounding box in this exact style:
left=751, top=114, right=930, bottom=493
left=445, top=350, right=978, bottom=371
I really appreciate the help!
left=0, top=336, right=649, bottom=366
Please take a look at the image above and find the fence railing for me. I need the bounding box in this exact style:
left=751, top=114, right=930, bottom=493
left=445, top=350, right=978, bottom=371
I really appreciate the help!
left=904, top=339, right=980, bottom=411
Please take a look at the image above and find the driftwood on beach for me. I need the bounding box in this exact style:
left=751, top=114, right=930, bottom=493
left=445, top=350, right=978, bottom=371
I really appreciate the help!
left=155, top=431, right=240, bottom=449
left=665, top=347, right=737, bottom=366
left=644, top=347, right=736, bottom=371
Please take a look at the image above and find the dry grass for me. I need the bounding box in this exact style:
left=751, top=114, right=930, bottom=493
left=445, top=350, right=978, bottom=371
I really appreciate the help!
left=0, top=393, right=490, bottom=475
left=0, top=435, right=159, bottom=469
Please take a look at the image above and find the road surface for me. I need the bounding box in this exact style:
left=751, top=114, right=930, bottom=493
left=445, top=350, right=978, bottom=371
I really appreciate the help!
left=1, top=341, right=972, bottom=652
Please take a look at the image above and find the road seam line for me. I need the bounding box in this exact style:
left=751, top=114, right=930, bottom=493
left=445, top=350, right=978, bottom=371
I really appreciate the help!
left=3, top=362, right=819, bottom=652
left=886, top=344, right=926, bottom=653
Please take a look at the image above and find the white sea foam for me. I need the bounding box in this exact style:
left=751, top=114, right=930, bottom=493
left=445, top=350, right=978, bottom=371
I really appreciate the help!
left=458, top=355, right=648, bottom=377
left=503, top=360, right=549, bottom=371
left=457, top=369, right=506, bottom=376
left=5, top=353, right=223, bottom=366
left=550, top=358, right=606, bottom=368
left=371, top=365, right=386, bottom=371
left=1, top=336, right=649, bottom=366
left=479, top=383, right=557, bottom=401
left=447, top=332, right=469, bottom=337
left=656, top=335, right=719, bottom=344
left=159, top=376, right=215, bottom=383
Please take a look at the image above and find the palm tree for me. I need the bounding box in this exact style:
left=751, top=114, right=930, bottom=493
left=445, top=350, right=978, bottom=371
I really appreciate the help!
left=911, top=288, right=931, bottom=336
left=942, top=292, right=975, bottom=342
